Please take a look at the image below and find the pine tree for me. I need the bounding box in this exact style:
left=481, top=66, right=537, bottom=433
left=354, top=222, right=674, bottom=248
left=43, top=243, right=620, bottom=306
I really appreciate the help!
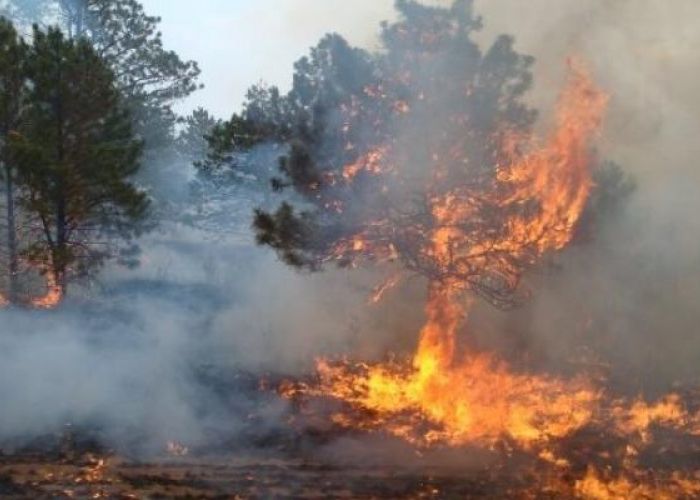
left=0, top=17, right=27, bottom=303
left=203, top=0, right=629, bottom=309
left=177, top=108, right=220, bottom=167
left=5, top=0, right=200, bottom=105
left=4, top=0, right=201, bottom=202
left=250, top=0, right=536, bottom=271
left=11, top=26, right=148, bottom=297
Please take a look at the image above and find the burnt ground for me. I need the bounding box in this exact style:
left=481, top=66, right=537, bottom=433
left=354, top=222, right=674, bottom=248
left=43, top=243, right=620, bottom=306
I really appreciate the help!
left=1, top=369, right=698, bottom=498
left=0, top=453, right=570, bottom=499
left=1, top=422, right=699, bottom=499
left=1, top=397, right=699, bottom=498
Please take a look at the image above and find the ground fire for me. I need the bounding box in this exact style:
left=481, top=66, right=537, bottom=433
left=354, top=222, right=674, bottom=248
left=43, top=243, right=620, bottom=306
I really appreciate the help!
left=0, top=265, right=63, bottom=309
left=272, top=62, right=700, bottom=497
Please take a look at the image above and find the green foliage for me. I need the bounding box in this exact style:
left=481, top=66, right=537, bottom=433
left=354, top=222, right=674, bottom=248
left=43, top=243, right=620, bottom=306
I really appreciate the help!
left=253, top=203, right=317, bottom=269
left=6, top=0, right=201, bottom=105
left=0, top=16, right=26, bottom=158
left=198, top=115, right=276, bottom=178
left=78, top=0, right=200, bottom=103
left=10, top=24, right=148, bottom=290
left=576, top=161, right=637, bottom=242
left=74, top=0, right=201, bottom=159
left=205, top=0, right=632, bottom=287
left=5, top=0, right=201, bottom=191
left=176, top=108, right=220, bottom=164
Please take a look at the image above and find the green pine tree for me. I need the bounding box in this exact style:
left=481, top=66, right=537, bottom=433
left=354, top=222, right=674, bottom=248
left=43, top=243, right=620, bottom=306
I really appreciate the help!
left=0, top=17, right=27, bottom=303
left=11, top=25, right=148, bottom=298
left=4, top=0, right=201, bottom=203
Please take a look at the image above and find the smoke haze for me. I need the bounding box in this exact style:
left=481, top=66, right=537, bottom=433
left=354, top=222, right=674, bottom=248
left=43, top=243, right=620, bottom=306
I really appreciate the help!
left=461, top=0, right=700, bottom=390
left=1, top=0, right=699, bottom=454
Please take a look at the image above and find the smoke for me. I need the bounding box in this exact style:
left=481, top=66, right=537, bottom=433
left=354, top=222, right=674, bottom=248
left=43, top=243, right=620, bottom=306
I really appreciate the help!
left=444, top=0, right=700, bottom=392
left=0, top=173, right=412, bottom=455
left=239, top=0, right=700, bottom=394
left=1, top=0, right=698, bottom=457
left=472, top=0, right=700, bottom=177
left=0, top=301, right=217, bottom=454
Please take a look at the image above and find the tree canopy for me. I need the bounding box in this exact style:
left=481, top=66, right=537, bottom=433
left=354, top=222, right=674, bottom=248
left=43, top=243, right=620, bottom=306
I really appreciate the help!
left=206, top=0, right=630, bottom=309
left=0, top=20, right=148, bottom=303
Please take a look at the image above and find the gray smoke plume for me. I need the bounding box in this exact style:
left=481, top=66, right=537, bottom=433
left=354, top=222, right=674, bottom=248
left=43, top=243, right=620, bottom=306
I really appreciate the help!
left=461, top=0, right=700, bottom=392
left=1, top=0, right=698, bottom=457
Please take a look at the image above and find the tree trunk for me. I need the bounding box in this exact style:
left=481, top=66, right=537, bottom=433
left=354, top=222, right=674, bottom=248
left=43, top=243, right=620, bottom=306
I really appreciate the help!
left=3, top=161, right=18, bottom=303
left=53, top=43, right=67, bottom=300
left=62, top=0, right=87, bottom=39
left=55, top=193, right=68, bottom=297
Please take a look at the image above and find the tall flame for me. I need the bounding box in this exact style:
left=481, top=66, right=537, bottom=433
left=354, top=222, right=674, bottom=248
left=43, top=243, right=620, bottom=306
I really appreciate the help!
left=287, top=61, right=608, bottom=446
left=499, top=59, right=605, bottom=253
left=279, top=62, right=700, bottom=494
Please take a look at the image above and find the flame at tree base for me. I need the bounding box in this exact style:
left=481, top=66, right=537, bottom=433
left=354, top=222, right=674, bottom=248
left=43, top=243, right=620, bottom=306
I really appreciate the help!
left=306, top=283, right=599, bottom=448
left=30, top=269, right=63, bottom=309
left=0, top=265, right=63, bottom=310
left=280, top=285, right=700, bottom=496
left=277, top=60, right=700, bottom=496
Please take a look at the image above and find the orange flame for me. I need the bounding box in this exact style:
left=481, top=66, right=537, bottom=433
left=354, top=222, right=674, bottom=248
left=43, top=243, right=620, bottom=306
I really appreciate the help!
left=373, top=62, right=608, bottom=447
left=0, top=266, right=63, bottom=309
left=369, top=273, right=402, bottom=304
left=29, top=269, right=63, bottom=309
left=285, top=61, right=609, bottom=448
left=575, top=467, right=700, bottom=500
left=278, top=60, right=700, bottom=494
left=496, top=58, right=608, bottom=254
left=342, top=146, right=391, bottom=182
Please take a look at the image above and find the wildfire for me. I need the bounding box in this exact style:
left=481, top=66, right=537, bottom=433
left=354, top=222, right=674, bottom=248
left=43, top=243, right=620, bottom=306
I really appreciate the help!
left=166, top=440, right=189, bottom=457
left=278, top=61, right=700, bottom=496
left=0, top=263, right=63, bottom=309
left=30, top=269, right=63, bottom=309
left=307, top=61, right=609, bottom=446
left=496, top=58, right=605, bottom=255
left=74, top=457, right=107, bottom=484
left=369, top=272, right=402, bottom=304
left=342, top=146, right=390, bottom=181
left=574, top=467, right=700, bottom=500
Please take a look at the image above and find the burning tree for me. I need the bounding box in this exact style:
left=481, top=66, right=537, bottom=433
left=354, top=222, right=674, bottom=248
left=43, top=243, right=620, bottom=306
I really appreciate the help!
left=252, top=0, right=606, bottom=309
left=220, top=0, right=612, bottom=448
left=207, top=9, right=700, bottom=493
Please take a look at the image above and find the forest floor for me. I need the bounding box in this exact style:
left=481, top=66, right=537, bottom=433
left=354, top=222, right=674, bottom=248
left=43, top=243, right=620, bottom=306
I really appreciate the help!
left=0, top=452, right=565, bottom=499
